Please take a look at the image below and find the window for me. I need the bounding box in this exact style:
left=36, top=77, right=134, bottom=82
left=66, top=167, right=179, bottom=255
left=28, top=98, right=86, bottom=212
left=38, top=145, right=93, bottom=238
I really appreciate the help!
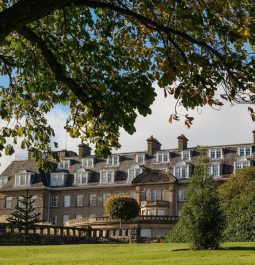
left=17, top=196, right=24, bottom=208
left=157, top=209, right=166, bottom=216
left=50, top=216, right=58, bottom=225
left=76, top=214, right=82, bottom=220
left=107, top=155, right=120, bottom=166
left=4, top=197, right=12, bottom=209
left=15, top=171, right=32, bottom=186
left=0, top=176, right=8, bottom=188
left=209, top=163, right=221, bottom=177
left=136, top=154, right=145, bottom=164
left=178, top=189, right=188, bottom=201
left=76, top=194, right=83, bottom=207
left=129, top=191, right=136, bottom=199
left=63, top=215, right=69, bottom=224
left=82, top=157, right=94, bottom=168
left=151, top=190, right=157, bottom=201
left=50, top=195, right=58, bottom=207
left=57, top=160, right=70, bottom=169
left=209, top=148, right=223, bottom=159
left=156, top=152, right=170, bottom=163
left=174, top=162, right=191, bottom=179
left=74, top=169, right=90, bottom=185
left=102, top=192, right=111, bottom=203
left=89, top=193, right=97, bottom=206
left=50, top=173, right=67, bottom=186
left=238, top=146, right=252, bottom=157
left=128, top=164, right=142, bottom=182
left=31, top=195, right=37, bottom=208
left=182, top=150, right=191, bottom=161
left=100, top=170, right=115, bottom=183
left=234, top=161, right=250, bottom=170
left=63, top=195, right=70, bottom=207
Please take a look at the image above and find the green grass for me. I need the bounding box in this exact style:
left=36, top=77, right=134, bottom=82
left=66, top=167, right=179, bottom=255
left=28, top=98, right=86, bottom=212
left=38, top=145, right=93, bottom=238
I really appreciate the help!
left=0, top=242, right=254, bottom=265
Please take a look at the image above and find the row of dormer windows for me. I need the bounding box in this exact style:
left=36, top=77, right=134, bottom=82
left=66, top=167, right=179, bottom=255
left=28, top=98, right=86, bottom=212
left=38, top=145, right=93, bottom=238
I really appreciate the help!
left=57, top=146, right=253, bottom=169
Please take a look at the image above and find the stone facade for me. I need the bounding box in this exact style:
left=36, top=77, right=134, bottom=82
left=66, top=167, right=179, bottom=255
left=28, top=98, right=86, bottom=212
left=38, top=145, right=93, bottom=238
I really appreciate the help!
left=0, top=132, right=254, bottom=238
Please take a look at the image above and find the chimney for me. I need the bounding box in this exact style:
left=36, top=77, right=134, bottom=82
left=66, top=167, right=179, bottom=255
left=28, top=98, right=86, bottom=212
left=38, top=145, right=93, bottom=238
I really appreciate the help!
left=78, top=143, right=91, bottom=159
left=28, top=147, right=35, bottom=160
left=177, top=134, right=188, bottom=152
left=253, top=130, right=255, bottom=145
left=147, top=135, right=161, bottom=156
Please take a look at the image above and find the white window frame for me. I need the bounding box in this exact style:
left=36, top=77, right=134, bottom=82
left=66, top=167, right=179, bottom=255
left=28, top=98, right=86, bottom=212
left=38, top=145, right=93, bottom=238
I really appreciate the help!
left=238, top=146, right=252, bottom=157
left=76, top=194, right=83, bottom=207
left=74, top=169, right=90, bottom=185
left=5, top=196, right=12, bottom=209
left=182, top=150, right=191, bottom=161
left=136, top=154, right=145, bottom=164
left=57, top=160, right=70, bottom=169
left=106, top=155, right=120, bottom=167
left=50, top=173, right=67, bottom=187
left=89, top=193, right=97, bottom=206
left=234, top=161, right=251, bottom=170
left=100, top=170, right=115, bottom=183
left=15, top=171, right=32, bottom=187
left=209, top=163, right=221, bottom=177
left=174, top=163, right=190, bottom=179
left=128, top=164, right=142, bottom=182
left=178, top=189, right=188, bottom=202
left=0, top=176, right=8, bottom=188
left=209, top=148, right=223, bottom=159
left=50, top=195, right=58, bottom=208
left=63, top=195, right=71, bottom=207
left=156, top=152, right=170, bottom=163
left=82, top=157, right=94, bottom=168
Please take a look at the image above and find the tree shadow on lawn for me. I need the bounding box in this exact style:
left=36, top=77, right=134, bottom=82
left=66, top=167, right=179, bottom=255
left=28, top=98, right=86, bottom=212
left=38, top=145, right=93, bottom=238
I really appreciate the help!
left=171, top=246, right=255, bottom=252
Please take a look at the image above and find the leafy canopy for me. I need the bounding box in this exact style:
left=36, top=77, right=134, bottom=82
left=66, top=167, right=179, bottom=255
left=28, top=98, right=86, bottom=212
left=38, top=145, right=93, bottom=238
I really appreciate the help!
left=0, top=1, right=255, bottom=166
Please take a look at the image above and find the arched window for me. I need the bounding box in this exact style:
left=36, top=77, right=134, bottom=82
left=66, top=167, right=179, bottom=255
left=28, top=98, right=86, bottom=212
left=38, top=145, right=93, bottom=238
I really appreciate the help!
left=128, top=164, right=143, bottom=182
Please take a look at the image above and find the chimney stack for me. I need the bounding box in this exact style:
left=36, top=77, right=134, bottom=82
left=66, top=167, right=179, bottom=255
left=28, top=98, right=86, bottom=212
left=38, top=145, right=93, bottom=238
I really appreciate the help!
left=28, top=147, right=35, bottom=160
left=59, top=149, right=67, bottom=158
left=147, top=135, right=161, bottom=156
left=177, top=134, right=188, bottom=152
left=78, top=143, right=91, bottom=159
left=252, top=130, right=255, bottom=145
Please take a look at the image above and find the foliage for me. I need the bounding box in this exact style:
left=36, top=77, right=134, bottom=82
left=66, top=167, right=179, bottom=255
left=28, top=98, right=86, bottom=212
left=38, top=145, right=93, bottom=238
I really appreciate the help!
left=104, top=195, right=140, bottom=226
left=167, top=148, right=225, bottom=249
left=7, top=190, right=41, bottom=234
left=0, top=1, right=255, bottom=166
left=218, top=167, right=255, bottom=241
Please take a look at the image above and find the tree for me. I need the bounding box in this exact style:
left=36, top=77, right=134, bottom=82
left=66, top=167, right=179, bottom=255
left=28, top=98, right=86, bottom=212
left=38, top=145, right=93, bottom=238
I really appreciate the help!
left=167, top=148, right=225, bottom=249
left=104, top=195, right=140, bottom=227
left=0, top=1, right=255, bottom=167
left=218, top=167, right=255, bottom=241
left=7, top=190, right=41, bottom=234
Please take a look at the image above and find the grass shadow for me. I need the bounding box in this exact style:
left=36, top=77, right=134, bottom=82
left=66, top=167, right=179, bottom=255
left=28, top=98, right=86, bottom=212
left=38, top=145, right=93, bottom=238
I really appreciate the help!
left=225, top=246, right=255, bottom=251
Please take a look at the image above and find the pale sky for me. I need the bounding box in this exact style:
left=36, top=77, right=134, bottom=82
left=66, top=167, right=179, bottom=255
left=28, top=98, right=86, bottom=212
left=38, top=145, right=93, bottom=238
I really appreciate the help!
left=0, top=84, right=254, bottom=172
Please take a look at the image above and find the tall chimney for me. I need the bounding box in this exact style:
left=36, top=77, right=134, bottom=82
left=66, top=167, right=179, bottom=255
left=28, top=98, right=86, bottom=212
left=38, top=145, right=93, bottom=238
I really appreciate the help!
left=147, top=135, right=161, bottom=156
left=177, top=134, right=188, bottom=152
left=28, top=147, right=35, bottom=160
left=78, top=143, right=91, bottom=159
left=253, top=130, right=255, bottom=145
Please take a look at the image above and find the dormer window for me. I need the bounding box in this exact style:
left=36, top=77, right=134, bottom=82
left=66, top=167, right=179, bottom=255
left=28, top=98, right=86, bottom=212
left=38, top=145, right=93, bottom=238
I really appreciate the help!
left=107, top=155, right=120, bottom=167
left=57, top=160, right=70, bottom=169
left=182, top=150, right=191, bottom=161
left=82, top=157, right=94, bottom=168
left=208, top=163, right=221, bottom=177
left=74, top=168, right=91, bottom=185
left=136, top=154, right=145, bottom=164
left=50, top=172, right=68, bottom=187
left=0, top=176, right=8, bottom=188
left=209, top=148, right=223, bottom=159
left=174, top=161, right=191, bottom=179
left=15, top=170, right=32, bottom=187
left=238, top=146, right=252, bottom=157
left=100, top=170, right=115, bottom=183
left=234, top=161, right=250, bottom=170
left=128, top=164, right=143, bottom=182
left=156, top=152, right=170, bottom=163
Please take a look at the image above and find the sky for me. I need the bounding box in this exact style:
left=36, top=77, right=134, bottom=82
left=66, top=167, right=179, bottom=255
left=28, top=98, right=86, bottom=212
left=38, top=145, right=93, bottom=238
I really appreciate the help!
left=0, top=83, right=254, bottom=173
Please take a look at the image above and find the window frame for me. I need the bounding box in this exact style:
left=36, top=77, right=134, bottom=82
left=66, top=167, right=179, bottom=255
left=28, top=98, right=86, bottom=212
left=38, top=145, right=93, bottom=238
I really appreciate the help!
left=63, top=195, right=71, bottom=207
left=136, top=154, right=145, bottom=164
left=156, top=152, right=170, bottom=163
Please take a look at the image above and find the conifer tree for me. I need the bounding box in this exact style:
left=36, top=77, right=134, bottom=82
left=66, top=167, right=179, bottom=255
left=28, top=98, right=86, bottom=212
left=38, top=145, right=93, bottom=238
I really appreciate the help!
left=7, top=190, right=41, bottom=234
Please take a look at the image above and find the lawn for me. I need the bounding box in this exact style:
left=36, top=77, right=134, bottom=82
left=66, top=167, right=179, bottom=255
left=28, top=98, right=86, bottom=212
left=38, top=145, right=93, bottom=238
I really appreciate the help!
left=0, top=242, right=254, bottom=265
